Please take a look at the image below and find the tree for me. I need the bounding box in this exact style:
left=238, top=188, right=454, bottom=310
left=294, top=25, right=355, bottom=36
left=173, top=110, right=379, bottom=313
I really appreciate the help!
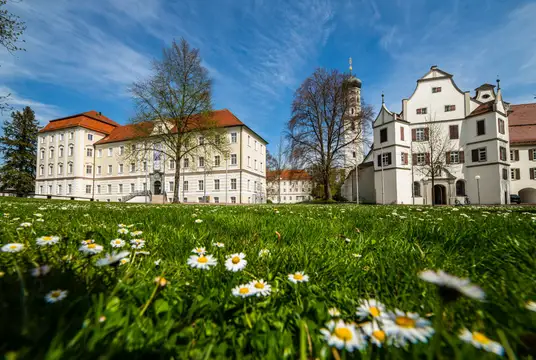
left=286, top=68, right=373, bottom=201
left=266, top=136, right=289, bottom=203
left=129, top=38, right=228, bottom=203
left=412, top=116, right=456, bottom=205
left=0, top=106, right=38, bottom=195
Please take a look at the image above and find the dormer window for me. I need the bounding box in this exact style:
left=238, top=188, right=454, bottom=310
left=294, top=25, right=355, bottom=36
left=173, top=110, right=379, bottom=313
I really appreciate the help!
left=432, top=87, right=442, bottom=93
left=482, top=94, right=490, bottom=99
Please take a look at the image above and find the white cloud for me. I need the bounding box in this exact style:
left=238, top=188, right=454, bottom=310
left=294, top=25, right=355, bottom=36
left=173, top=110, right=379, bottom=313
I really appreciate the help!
left=0, top=87, right=63, bottom=125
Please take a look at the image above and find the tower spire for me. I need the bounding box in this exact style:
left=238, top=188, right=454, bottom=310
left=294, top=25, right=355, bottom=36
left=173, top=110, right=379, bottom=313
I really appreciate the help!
left=496, top=76, right=501, bottom=90
left=381, top=92, right=385, bottom=105
left=349, top=57, right=353, bottom=76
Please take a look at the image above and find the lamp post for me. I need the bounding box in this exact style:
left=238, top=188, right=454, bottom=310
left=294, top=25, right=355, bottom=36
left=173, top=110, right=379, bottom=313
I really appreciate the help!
left=475, top=175, right=481, bottom=205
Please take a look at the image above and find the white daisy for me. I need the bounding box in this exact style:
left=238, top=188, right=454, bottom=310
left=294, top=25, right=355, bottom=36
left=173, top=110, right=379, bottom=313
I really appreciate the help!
left=36, top=235, right=60, bottom=246
left=525, top=301, right=536, bottom=312
left=362, top=321, right=387, bottom=347
left=95, top=251, right=130, bottom=266
left=382, top=309, right=435, bottom=347
left=119, top=258, right=130, bottom=265
left=34, top=213, right=43, bottom=217
left=194, top=219, right=203, bottom=223
left=192, top=247, right=206, bottom=255
left=110, top=239, right=125, bottom=248
left=45, top=289, right=68, bottom=303
left=458, top=328, right=504, bottom=356
left=117, top=228, right=129, bottom=235
left=187, top=254, right=217, bottom=270
left=328, top=308, right=341, bottom=317
left=288, top=271, right=309, bottom=283
left=258, top=249, right=270, bottom=257
left=356, top=299, right=386, bottom=320
left=232, top=284, right=255, bottom=298
left=418, top=269, right=485, bottom=301
left=31, top=265, right=51, bottom=277
left=19, top=222, right=32, bottom=228
left=225, top=253, right=247, bottom=272
left=320, top=320, right=367, bottom=352
left=212, top=242, right=225, bottom=248
left=118, top=224, right=127, bottom=228
left=249, top=279, right=271, bottom=296
left=79, top=243, right=104, bottom=255
left=1, top=243, right=24, bottom=253
left=130, top=230, right=143, bottom=237
left=130, top=239, right=145, bottom=249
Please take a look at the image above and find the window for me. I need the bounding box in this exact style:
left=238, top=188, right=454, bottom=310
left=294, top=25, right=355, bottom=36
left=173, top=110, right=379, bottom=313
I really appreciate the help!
left=108, top=148, right=112, bottom=157
left=231, top=154, right=237, bottom=165
left=530, top=149, right=536, bottom=161
left=377, top=152, right=392, bottom=166
left=199, top=157, right=205, bottom=167
left=119, top=164, right=124, bottom=173
left=455, top=180, right=466, bottom=196
left=432, top=87, right=442, bottom=93
left=183, top=181, right=189, bottom=191
left=68, top=163, right=73, bottom=174
left=400, top=127, right=405, bottom=141
left=471, top=147, right=487, bottom=162
left=68, top=146, right=73, bottom=157
left=50, top=135, right=54, bottom=142
left=416, top=107, right=427, bottom=115
left=86, top=165, right=92, bottom=175
left=108, top=165, right=112, bottom=174
left=130, top=163, right=135, bottom=172
left=198, top=180, right=204, bottom=191
left=413, top=182, right=421, bottom=197
left=231, top=132, right=237, bottom=143
left=119, top=146, right=124, bottom=155
left=477, top=120, right=485, bottom=136
left=69, top=132, right=74, bottom=140
left=39, top=166, right=44, bottom=176
left=48, top=164, right=53, bottom=175
left=198, top=197, right=204, bottom=203
left=400, top=152, right=408, bottom=165
left=143, top=161, right=147, bottom=171
left=97, top=149, right=102, bottom=158
left=97, top=166, right=102, bottom=175
left=184, top=157, right=189, bottom=168
left=445, top=105, right=456, bottom=112
left=40, top=137, right=45, bottom=144
left=248, top=135, right=251, bottom=146
left=48, top=185, right=52, bottom=194
left=169, top=160, right=175, bottom=169
left=198, top=136, right=204, bottom=145
left=86, top=185, right=92, bottom=194
left=119, top=184, right=123, bottom=194
left=510, top=150, right=519, bottom=161
left=231, top=196, right=236, bottom=204
left=107, top=184, right=112, bottom=194
left=58, top=163, right=63, bottom=175
left=255, top=140, right=258, bottom=150
left=88, top=134, right=93, bottom=141
left=97, top=185, right=101, bottom=194
left=86, top=148, right=93, bottom=157
left=131, top=144, right=136, bottom=152
left=169, top=181, right=174, bottom=191
left=499, top=146, right=507, bottom=161
left=449, top=125, right=459, bottom=139
left=231, top=178, right=237, bottom=190
left=131, top=183, right=135, bottom=193
left=502, top=168, right=508, bottom=180
left=214, top=197, right=219, bottom=203
left=247, top=156, right=251, bottom=167
left=414, top=128, right=428, bottom=141
left=247, top=179, right=250, bottom=190
left=448, top=151, right=461, bottom=164
left=67, top=184, right=72, bottom=194
left=511, top=168, right=520, bottom=180
left=531, top=168, right=536, bottom=180
left=498, top=119, right=505, bottom=134
left=261, top=145, right=264, bottom=154
left=254, top=159, right=258, bottom=170
left=59, top=133, right=64, bottom=141
left=380, top=128, right=388, bottom=143
left=261, top=162, right=263, bottom=171
left=183, top=197, right=188, bottom=202
left=40, top=149, right=44, bottom=159
left=143, top=182, right=147, bottom=191
left=49, top=148, right=54, bottom=158
left=416, top=153, right=426, bottom=165
left=214, top=156, right=220, bottom=167
left=214, top=179, right=220, bottom=190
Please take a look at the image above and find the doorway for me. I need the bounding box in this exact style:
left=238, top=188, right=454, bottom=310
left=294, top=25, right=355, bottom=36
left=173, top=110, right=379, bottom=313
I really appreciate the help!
left=154, top=181, right=161, bottom=195
left=433, top=184, right=446, bottom=205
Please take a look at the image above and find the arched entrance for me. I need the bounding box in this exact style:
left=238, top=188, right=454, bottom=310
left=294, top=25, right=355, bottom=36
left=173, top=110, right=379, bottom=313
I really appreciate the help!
left=153, top=181, right=161, bottom=195
left=433, top=184, right=447, bottom=205
left=519, top=188, right=536, bottom=203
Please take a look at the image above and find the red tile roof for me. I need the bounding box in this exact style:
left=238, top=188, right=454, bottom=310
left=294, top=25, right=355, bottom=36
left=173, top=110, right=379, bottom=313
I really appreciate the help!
left=468, top=102, right=494, bottom=117
left=267, top=170, right=312, bottom=181
left=508, top=103, right=536, bottom=144
left=39, top=111, right=119, bottom=134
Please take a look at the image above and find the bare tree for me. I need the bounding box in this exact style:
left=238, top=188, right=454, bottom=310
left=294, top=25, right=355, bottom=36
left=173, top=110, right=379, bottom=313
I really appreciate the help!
left=412, top=116, right=456, bottom=205
left=266, top=136, right=289, bottom=203
left=129, top=38, right=228, bottom=203
left=286, top=68, right=373, bottom=201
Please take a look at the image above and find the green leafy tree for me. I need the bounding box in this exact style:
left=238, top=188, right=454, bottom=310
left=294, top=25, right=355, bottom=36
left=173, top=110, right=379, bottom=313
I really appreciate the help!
left=0, top=106, right=38, bottom=194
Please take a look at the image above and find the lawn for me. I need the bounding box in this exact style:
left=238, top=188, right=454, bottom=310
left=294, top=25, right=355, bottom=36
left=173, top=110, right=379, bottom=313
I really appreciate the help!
left=0, top=198, right=535, bottom=359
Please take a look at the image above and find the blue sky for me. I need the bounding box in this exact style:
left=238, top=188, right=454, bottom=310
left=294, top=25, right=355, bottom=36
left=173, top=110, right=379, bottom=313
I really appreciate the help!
left=2, top=0, right=536, bottom=152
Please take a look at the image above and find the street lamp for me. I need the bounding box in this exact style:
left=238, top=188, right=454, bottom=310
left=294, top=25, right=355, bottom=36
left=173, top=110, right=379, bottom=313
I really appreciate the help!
left=475, top=175, right=481, bottom=205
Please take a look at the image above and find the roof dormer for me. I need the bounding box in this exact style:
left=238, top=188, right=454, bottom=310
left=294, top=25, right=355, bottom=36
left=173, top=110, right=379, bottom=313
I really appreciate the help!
left=474, top=83, right=496, bottom=103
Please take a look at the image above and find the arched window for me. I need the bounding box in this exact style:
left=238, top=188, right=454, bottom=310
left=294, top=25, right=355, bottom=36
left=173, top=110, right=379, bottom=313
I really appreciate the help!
left=413, top=182, right=421, bottom=197
left=40, top=149, right=45, bottom=160
left=456, top=180, right=466, bottom=196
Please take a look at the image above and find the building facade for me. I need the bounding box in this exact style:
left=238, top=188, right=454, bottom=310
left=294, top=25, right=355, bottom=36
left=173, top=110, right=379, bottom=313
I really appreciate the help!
left=35, top=109, right=268, bottom=204
left=266, top=170, right=313, bottom=204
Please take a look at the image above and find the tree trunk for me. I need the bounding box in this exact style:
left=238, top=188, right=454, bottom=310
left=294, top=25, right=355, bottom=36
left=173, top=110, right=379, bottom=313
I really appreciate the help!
left=431, top=173, right=435, bottom=206
left=323, top=172, right=332, bottom=201
left=173, top=157, right=181, bottom=203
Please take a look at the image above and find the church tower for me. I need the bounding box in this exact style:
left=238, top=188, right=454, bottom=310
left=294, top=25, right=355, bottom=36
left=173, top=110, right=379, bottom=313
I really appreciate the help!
left=343, top=57, right=363, bottom=169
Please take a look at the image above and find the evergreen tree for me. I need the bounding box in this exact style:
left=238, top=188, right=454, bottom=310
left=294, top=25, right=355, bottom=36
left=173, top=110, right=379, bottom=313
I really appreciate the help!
left=0, top=106, right=38, bottom=195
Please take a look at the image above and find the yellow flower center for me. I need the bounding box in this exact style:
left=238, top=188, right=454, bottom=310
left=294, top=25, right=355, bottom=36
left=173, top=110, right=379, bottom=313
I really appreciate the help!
left=472, top=332, right=490, bottom=345
left=254, top=282, right=265, bottom=289
left=51, top=291, right=61, bottom=298
left=115, top=240, right=121, bottom=244
left=372, top=330, right=386, bottom=342
left=232, top=256, right=241, bottom=264
left=120, top=259, right=128, bottom=264
left=87, top=244, right=96, bottom=249
left=239, top=287, right=250, bottom=294
left=43, top=236, right=52, bottom=241
left=9, top=244, right=17, bottom=249
left=197, top=256, right=208, bottom=263
left=369, top=306, right=380, bottom=317
left=395, top=316, right=416, bottom=328
left=334, top=327, right=353, bottom=341
left=294, top=273, right=304, bottom=280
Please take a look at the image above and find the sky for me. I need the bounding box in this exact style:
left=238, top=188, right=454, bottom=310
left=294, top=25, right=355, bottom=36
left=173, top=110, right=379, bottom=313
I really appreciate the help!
left=2, top=0, right=536, bottom=152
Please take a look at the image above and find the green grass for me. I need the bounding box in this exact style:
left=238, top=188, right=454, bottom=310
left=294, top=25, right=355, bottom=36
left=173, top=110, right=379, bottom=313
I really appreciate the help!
left=0, top=198, right=535, bottom=359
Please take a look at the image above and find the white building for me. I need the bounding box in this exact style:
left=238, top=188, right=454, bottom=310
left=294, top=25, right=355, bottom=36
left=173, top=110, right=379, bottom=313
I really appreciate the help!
left=266, top=170, right=313, bottom=204
left=362, top=66, right=512, bottom=205
left=35, top=109, right=268, bottom=204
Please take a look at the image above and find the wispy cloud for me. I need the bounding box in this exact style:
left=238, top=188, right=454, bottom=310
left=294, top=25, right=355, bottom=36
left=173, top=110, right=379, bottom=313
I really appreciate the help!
left=0, top=87, right=63, bottom=125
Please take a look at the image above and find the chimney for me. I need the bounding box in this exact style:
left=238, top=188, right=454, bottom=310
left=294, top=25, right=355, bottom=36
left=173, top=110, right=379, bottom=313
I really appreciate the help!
left=98, top=112, right=102, bottom=116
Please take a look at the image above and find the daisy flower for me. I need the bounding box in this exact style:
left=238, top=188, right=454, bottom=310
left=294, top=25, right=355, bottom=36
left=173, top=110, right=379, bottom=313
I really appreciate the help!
left=118, top=224, right=127, bottom=228
left=258, top=249, right=270, bottom=257
left=1, top=243, right=24, bottom=253
left=117, top=228, right=129, bottom=235
left=45, top=289, right=68, bottom=303
left=320, top=320, right=367, bottom=352
left=155, top=276, right=169, bottom=287
left=381, top=309, right=434, bottom=347
left=225, top=253, right=247, bottom=272
left=36, top=218, right=44, bottom=222
left=194, top=219, right=203, bottom=223
left=328, top=308, right=341, bottom=317
left=19, top=222, right=32, bottom=228
left=232, top=284, right=255, bottom=298
left=288, top=271, right=309, bottom=283
left=418, top=269, right=485, bottom=302
left=130, top=239, right=145, bottom=249
left=212, top=242, right=225, bottom=248
left=187, top=254, right=217, bottom=270
left=95, top=251, right=130, bottom=266
left=356, top=299, right=386, bottom=320
left=130, top=230, right=143, bottom=237
left=459, top=328, right=504, bottom=356
left=34, top=213, right=43, bottom=217
left=249, top=279, right=272, bottom=296
left=36, top=235, right=60, bottom=246
left=79, top=243, right=104, bottom=255
left=110, top=239, right=125, bottom=248
left=525, top=301, right=536, bottom=312
left=192, top=247, right=206, bottom=255
left=362, top=321, right=387, bottom=347
left=31, top=265, right=51, bottom=277
left=119, top=258, right=130, bottom=265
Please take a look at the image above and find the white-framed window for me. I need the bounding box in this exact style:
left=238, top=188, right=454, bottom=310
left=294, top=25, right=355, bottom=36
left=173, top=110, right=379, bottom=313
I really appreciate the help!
left=260, top=145, right=264, bottom=154
left=214, top=197, right=219, bottom=203
left=255, top=140, right=258, bottom=150
left=119, top=164, right=124, bottom=174
left=86, top=165, right=92, bottom=175
left=108, top=165, right=112, bottom=174
left=86, top=185, right=92, bottom=194
left=59, top=133, right=64, bottom=141
left=231, top=132, right=237, bottom=143
left=169, top=160, right=175, bottom=169
left=511, top=168, right=520, bottom=180
left=108, top=148, right=112, bottom=157
left=107, top=184, right=112, bottom=194
left=49, top=148, right=54, bottom=158
left=130, top=163, right=135, bottom=172
left=67, top=184, right=72, bottom=194
left=254, top=159, right=257, bottom=170
left=39, top=166, right=44, bottom=176
left=198, top=180, right=204, bottom=191
left=231, top=154, right=237, bottom=165
left=415, top=128, right=426, bottom=141
left=97, top=166, right=102, bottom=175
left=118, top=184, right=123, bottom=194
left=169, top=181, right=174, bottom=191
left=248, top=179, right=250, bottom=190
left=432, top=87, right=442, bottom=93
left=40, top=137, right=45, bottom=144
left=498, top=118, right=505, bottom=135
left=40, top=149, right=44, bottom=159
left=48, top=164, right=53, bottom=175
left=260, top=162, right=263, bottom=171
left=68, top=146, right=73, bottom=157
left=50, top=135, right=54, bottom=142
left=472, top=147, right=487, bottom=162
left=68, top=163, right=73, bottom=174
left=510, top=149, right=519, bottom=161
left=231, top=178, right=237, bottom=190
left=214, top=156, right=220, bottom=167
left=231, top=196, right=236, bottom=204
left=48, top=185, right=52, bottom=194
left=69, top=132, right=74, bottom=140
left=143, top=161, right=147, bottom=171
left=88, top=133, right=93, bottom=141
left=97, top=185, right=101, bottom=194
left=248, top=135, right=251, bottom=146
left=59, top=147, right=63, bottom=157
left=131, top=183, right=135, bottom=193
left=450, top=151, right=460, bottom=164
left=86, top=148, right=93, bottom=157
left=183, top=181, right=188, bottom=191
left=247, top=156, right=251, bottom=167
left=97, top=149, right=102, bottom=158
left=214, top=179, right=220, bottom=190
left=184, top=157, right=189, bottom=168
left=416, top=107, right=427, bottom=115
left=119, top=146, right=124, bottom=155
left=416, top=153, right=426, bottom=165
left=199, top=156, right=205, bottom=167
left=58, top=163, right=63, bottom=175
